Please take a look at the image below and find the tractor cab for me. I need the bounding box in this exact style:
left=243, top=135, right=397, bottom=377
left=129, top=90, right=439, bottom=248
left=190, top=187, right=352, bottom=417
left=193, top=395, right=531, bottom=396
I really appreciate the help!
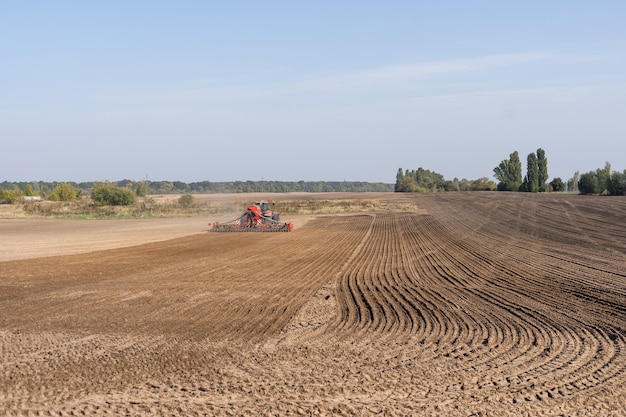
left=253, top=201, right=273, bottom=217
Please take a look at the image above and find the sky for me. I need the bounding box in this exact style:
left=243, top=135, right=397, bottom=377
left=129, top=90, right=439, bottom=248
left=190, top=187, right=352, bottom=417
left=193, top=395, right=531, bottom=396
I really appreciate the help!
left=2, top=1, right=626, bottom=184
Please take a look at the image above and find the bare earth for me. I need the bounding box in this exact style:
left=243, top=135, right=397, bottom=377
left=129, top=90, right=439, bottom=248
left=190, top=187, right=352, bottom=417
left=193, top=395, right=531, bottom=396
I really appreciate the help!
left=1, top=192, right=626, bottom=415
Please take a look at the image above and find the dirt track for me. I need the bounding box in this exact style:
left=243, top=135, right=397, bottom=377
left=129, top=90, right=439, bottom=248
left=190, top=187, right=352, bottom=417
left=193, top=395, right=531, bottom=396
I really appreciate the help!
left=1, top=193, right=626, bottom=415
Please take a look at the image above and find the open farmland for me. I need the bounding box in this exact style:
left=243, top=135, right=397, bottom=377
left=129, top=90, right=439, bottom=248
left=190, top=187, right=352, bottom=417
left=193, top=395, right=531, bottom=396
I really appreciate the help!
left=1, top=193, right=626, bottom=416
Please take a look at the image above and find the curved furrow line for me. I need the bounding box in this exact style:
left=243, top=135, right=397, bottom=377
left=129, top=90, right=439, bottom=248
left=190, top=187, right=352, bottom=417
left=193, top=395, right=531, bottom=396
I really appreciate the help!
left=354, top=217, right=389, bottom=334
left=319, top=214, right=379, bottom=335
left=471, top=286, right=624, bottom=399
left=331, top=214, right=415, bottom=340
left=444, top=297, right=534, bottom=375
left=366, top=214, right=423, bottom=341
left=393, top=285, right=441, bottom=349
left=305, top=203, right=625, bottom=407
left=350, top=271, right=376, bottom=337
left=394, top=213, right=612, bottom=395
left=376, top=216, right=413, bottom=339
left=545, top=327, right=603, bottom=391
left=325, top=208, right=625, bottom=408
left=389, top=280, right=429, bottom=339
left=412, top=197, right=626, bottom=401
left=458, top=283, right=598, bottom=394
left=397, top=216, right=534, bottom=369
left=539, top=327, right=626, bottom=398
left=512, top=322, right=585, bottom=396
left=503, top=324, right=625, bottom=402
left=416, top=212, right=622, bottom=349
left=582, top=329, right=626, bottom=391
left=397, top=214, right=470, bottom=348
left=401, top=223, right=499, bottom=362
left=391, top=234, right=443, bottom=347
left=385, top=215, right=509, bottom=364
left=333, top=256, right=377, bottom=336
left=356, top=217, right=395, bottom=336
left=463, top=237, right=625, bottom=330
left=333, top=272, right=364, bottom=334
left=443, top=301, right=545, bottom=380
left=313, top=216, right=378, bottom=339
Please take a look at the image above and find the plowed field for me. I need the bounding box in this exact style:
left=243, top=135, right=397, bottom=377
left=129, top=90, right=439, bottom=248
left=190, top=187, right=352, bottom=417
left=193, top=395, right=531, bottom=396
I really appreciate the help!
left=2, top=193, right=626, bottom=416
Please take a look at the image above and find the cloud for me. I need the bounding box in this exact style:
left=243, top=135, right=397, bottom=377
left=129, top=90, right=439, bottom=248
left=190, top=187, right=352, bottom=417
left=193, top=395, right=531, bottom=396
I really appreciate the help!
left=287, top=52, right=553, bottom=94
left=162, top=51, right=558, bottom=103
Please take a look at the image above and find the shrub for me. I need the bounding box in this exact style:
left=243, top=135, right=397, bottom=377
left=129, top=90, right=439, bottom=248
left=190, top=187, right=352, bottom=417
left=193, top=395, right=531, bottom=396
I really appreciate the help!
left=47, top=183, right=81, bottom=201
left=178, top=193, right=194, bottom=208
left=0, top=188, right=23, bottom=204
left=92, top=183, right=136, bottom=206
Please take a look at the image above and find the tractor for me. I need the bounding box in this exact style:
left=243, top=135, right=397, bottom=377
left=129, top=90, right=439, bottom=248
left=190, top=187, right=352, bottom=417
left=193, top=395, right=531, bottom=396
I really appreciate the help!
left=209, top=201, right=293, bottom=232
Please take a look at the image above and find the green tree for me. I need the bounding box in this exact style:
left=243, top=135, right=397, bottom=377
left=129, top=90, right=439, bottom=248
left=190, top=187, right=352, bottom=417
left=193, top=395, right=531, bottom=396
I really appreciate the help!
left=135, top=181, right=148, bottom=197
left=470, top=177, right=496, bottom=191
left=537, top=148, right=548, bottom=192
left=394, top=168, right=404, bottom=192
left=48, top=183, right=80, bottom=201
left=117, top=179, right=133, bottom=188
left=92, top=183, right=136, bottom=206
left=414, top=167, right=445, bottom=191
left=607, top=171, right=626, bottom=196
left=396, top=175, right=420, bottom=192
left=395, top=167, right=444, bottom=192
left=523, top=152, right=539, bottom=192
left=23, top=183, right=34, bottom=196
left=445, top=178, right=460, bottom=192
left=494, top=151, right=522, bottom=191
left=549, top=177, right=565, bottom=192
left=595, top=161, right=611, bottom=195
left=578, top=171, right=599, bottom=195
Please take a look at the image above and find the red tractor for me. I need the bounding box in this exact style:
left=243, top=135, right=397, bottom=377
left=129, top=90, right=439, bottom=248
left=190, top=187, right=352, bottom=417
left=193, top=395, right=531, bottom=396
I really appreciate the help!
left=209, top=201, right=293, bottom=232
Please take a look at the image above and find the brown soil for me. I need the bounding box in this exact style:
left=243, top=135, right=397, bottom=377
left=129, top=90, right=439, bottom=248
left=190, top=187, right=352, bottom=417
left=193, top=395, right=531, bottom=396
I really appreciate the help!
left=1, top=192, right=626, bottom=415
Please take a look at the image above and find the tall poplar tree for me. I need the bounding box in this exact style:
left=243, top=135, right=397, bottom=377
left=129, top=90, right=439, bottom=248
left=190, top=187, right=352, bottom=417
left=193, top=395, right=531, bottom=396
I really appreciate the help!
left=395, top=168, right=404, bottom=192
left=537, top=148, right=548, bottom=192
left=524, top=152, right=539, bottom=192
left=510, top=151, right=523, bottom=191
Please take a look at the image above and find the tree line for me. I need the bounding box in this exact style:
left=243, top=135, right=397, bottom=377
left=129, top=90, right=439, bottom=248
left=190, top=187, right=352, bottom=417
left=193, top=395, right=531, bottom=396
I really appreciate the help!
left=574, top=162, right=626, bottom=196
left=396, top=148, right=626, bottom=196
left=0, top=180, right=394, bottom=204
left=394, top=168, right=496, bottom=192
left=394, top=148, right=551, bottom=193
left=493, top=149, right=626, bottom=195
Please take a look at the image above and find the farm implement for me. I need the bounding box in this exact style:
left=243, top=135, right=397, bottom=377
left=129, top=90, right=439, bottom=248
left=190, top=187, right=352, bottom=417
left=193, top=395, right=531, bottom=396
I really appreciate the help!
left=209, top=201, right=293, bottom=232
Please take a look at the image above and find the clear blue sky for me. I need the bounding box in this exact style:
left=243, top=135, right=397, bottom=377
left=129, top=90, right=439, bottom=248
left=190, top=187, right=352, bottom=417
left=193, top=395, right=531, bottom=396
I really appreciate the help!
left=2, top=1, right=625, bottom=183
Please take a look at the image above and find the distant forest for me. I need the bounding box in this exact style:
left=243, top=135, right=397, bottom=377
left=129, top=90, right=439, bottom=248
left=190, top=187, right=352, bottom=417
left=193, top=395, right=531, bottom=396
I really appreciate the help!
left=4, top=148, right=626, bottom=202
left=0, top=179, right=394, bottom=196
